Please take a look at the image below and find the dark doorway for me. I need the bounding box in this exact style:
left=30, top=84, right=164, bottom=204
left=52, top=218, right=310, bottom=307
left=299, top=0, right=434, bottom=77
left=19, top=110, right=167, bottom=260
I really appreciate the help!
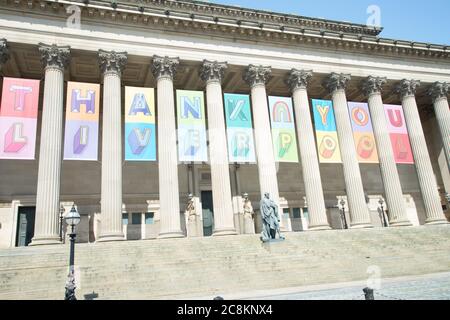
left=201, top=191, right=214, bottom=237
left=15, top=206, right=35, bottom=247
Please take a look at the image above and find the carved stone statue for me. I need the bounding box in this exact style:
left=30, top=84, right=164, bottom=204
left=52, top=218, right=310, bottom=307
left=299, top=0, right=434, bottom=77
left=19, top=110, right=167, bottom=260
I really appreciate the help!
left=243, top=193, right=255, bottom=234
left=185, top=194, right=202, bottom=237
left=260, top=192, right=284, bottom=242
left=185, top=194, right=196, bottom=222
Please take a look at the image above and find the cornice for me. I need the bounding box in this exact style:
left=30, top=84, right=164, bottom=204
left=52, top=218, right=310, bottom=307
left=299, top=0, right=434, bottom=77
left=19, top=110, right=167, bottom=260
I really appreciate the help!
left=1, top=0, right=449, bottom=60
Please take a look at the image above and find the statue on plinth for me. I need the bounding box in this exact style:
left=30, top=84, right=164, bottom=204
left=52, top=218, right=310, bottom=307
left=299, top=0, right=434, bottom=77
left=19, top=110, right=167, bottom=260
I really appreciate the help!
left=260, top=192, right=284, bottom=242
left=185, top=193, right=201, bottom=237
left=243, top=193, right=256, bottom=234
left=186, top=194, right=196, bottom=222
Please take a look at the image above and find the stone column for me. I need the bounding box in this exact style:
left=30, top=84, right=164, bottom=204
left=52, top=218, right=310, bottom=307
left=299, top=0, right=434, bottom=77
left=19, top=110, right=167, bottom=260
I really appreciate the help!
left=287, top=69, right=330, bottom=230
left=244, top=65, right=289, bottom=231
left=323, top=73, right=372, bottom=228
left=200, top=60, right=236, bottom=236
left=362, top=76, right=411, bottom=226
left=30, top=44, right=70, bottom=246
left=396, top=80, right=447, bottom=224
left=97, top=50, right=128, bottom=242
left=0, top=39, right=9, bottom=74
left=428, top=82, right=450, bottom=168
left=151, top=56, right=184, bottom=238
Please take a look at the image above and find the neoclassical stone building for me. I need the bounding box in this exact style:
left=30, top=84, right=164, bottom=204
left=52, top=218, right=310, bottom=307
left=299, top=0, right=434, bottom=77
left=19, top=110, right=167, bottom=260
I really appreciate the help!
left=0, top=0, right=449, bottom=248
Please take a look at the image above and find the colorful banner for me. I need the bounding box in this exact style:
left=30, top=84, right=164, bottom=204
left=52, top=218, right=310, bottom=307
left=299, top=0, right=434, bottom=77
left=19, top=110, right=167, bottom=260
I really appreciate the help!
left=384, top=104, right=414, bottom=164
left=125, top=87, right=156, bottom=161
left=224, top=93, right=256, bottom=163
left=0, top=77, right=40, bottom=160
left=347, top=102, right=379, bottom=163
left=312, top=99, right=342, bottom=163
left=268, top=96, right=299, bottom=163
left=63, top=82, right=100, bottom=161
left=176, top=90, right=208, bottom=162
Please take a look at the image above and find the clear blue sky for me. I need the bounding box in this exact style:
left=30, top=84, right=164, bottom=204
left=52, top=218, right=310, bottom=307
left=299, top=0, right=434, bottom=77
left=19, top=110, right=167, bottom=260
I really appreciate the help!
left=206, top=0, right=450, bottom=45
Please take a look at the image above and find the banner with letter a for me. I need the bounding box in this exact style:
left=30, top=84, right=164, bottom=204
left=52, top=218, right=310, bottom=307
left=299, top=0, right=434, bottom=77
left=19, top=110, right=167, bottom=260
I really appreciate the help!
left=63, top=82, right=100, bottom=161
left=268, top=96, right=299, bottom=163
left=176, top=90, right=208, bottom=162
left=312, top=99, right=342, bottom=163
left=125, top=87, right=156, bottom=161
left=384, top=104, right=414, bottom=164
left=224, top=93, right=256, bottom=163
left=0, top=77, right=40, bottom=160
left=347, top=102, right=379, bottom=163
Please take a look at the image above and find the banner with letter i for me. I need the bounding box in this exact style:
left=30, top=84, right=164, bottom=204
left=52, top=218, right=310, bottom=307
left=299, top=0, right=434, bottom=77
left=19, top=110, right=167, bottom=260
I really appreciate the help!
left=63, top=82, right=100, bottom=161
left=311, top=99, right=342, bottom=163
left=0, top=77, right=40, bottom=160
left=125, top=87, right=156, bottom=161
left=268, top=96, right=299, bottom=163
left=347, top=102, right=379, bottom=163
left=384, top=104, right=414, bottom=164
left=224, top=93, right=256, bottom=163
left=176, top=90, right=208, bottom=162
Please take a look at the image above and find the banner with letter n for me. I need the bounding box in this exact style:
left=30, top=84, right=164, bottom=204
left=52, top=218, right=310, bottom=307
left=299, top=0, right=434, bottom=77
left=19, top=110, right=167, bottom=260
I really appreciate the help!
left=268, top=96, right=299, bottom=163
left=63, top=82, right=100, bottom=161
left=176, top=90, right=208, bottom=162
left=124, top=86, right=156, bottom=161
left=347, top=102, right=379, bottom=163
left=0, top=77, right=40, bottom=160
left=224, top=93, right=256, bottom=163
left=384, top=104, right=414, bottom=164
left=311, top=99, right=342, bottom=163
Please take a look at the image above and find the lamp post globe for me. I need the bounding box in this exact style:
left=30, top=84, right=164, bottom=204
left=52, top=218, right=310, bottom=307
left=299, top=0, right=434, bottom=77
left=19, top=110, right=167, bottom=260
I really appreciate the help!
left=64, top=204, right=80, bottom=301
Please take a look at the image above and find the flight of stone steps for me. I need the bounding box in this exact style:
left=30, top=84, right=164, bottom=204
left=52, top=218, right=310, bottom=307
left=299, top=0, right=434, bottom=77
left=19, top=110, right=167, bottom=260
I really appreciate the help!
left=0, top=225, right=449, bottom=300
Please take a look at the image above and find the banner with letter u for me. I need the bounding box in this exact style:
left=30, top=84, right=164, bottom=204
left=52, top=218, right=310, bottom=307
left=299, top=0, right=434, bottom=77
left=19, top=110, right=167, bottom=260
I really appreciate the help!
left=312, top=99, right=342, bottom=163
left=224, top=93, right=256, bottom=163
left=347, top=102, right=379, bottom=163
left=268, top=96, right=299, bottom=163
left=0, top=77, right=40, bottom=160
left=63, top=82, right=100, bottom=161
left=176, top=90, right=208, bottom=162
left=125, top=86, right=156, bottom=161
left=384, top=104, right=414, bottom=164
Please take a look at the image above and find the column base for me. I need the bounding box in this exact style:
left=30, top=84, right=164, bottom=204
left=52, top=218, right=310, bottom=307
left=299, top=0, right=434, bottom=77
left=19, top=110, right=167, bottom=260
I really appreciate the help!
left=308, top=224, right=332, bottom=231
left=389, top=220, right=413, bottom=227
left=29, top=235, right=62, bottom=246
left=158, top=231, right=185, bottom=239
left=350, top=223, right=373, bottom=229
left=213, top=228, right=238, bottom=237
left=97, top=232, right=125, bottom=243
left=425, top=218, right=449, bottom=225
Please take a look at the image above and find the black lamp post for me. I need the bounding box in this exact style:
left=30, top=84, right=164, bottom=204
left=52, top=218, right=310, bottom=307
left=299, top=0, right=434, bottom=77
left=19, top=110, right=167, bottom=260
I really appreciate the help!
left=64, top=204, right=81, bottom=301
left=340, top=199, right=348, bottom=229
left=378, top=198, right=388, bottom=227
left=59, top=205, right=65, bottom=243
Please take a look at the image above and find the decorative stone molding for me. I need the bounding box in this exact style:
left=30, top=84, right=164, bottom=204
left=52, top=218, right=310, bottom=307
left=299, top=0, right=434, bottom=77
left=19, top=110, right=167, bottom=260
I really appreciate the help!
left=323, top=72, right=351, bottom=93
left=98, top=49, right=128, bottom=75
left=286, top=69, right=312, bottom=92
left=0, top=38, right=9, bottom=66
left=38, top=43, right=70, bottom=71
left=362, top=76, right=387, bottom=97
left=428, top=82, right=449, bottom=103
left=199, top=60, right=228, bottom=84
left=396, top=79, right=420, bottom=99
left=151, top=55, right=179, bottom=80
left=243, top=65, right=272, bottom=88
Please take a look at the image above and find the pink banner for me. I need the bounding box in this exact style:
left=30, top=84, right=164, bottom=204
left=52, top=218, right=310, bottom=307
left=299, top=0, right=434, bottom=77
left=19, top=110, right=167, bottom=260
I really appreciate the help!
left=0, top=77, right=40, bottom=159
left=384, top=104, right=414, bottom=164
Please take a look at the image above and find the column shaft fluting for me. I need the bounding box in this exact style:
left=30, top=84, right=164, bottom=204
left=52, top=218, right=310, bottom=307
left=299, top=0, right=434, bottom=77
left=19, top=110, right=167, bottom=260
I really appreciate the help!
left=429, top=82, right=450, bottom=168
left=398, top=80, right=447, bottom=224
left=31, top=44, right=70, bottom=246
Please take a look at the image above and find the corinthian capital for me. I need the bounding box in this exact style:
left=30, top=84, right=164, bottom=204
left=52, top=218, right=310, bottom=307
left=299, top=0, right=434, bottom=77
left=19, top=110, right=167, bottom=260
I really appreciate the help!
left=428, top=82, right=449, bottom=103
left=0, top=39, right=9, bottom=66
left=38, top=43, right=70, bottom=71
left=151, top=55, right=179, bottom=80
left=287, top=69, right=312, bottom=92
left=395, top=79, right=420, bottom=99
left=98, top=49, right=128, bottom=75
left=199, top=60, right=228, bottom=84
left=323, top=73, right=351, bottom=93
left=243, top=65, right=272, bottom=87
left=362, top=76, right=387, bottom=97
